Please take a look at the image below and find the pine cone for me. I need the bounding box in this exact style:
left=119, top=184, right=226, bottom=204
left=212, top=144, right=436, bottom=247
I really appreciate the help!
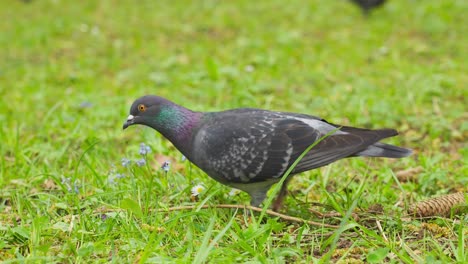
left=408, top=192, right=467, bottom=217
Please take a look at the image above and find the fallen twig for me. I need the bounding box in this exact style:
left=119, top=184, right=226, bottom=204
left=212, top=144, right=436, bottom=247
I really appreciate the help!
left=157, top=204, right=339, bottom=228
left=395, top=166, right=423, bottom=182
left=95, top=204, right=338, bottom=228
left=375, top=219, right=388, bottom=242
left=309, top=208, right=360, bottom=221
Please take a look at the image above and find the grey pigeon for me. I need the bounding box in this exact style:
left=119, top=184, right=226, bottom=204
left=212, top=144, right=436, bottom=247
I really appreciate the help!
left=123, top=95, right=412, bottom=211
left=349, top=0, right=386, bottom=15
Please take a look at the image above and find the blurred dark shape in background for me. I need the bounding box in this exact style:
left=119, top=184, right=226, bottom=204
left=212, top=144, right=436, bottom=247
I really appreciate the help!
left=349, top=0, right=387, bottom=15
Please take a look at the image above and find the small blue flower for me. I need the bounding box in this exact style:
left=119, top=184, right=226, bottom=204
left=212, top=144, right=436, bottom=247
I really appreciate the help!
left=108, top=177, right=116, bottom=185
left=79, top=101, right=93, bottom=109
left=181, top=155, right=187, bottom=162
left=110, top=164, right=117, bottom=173
left=73, top=181, right=80, bottom=194
left=161, top=161, right=171, bottom=172
left=121, top=158, right=131, bottom=167
left=139, top=143, right=152, bottom=156
left=61, top=176, right=71, bottom=185
left=136, top=158, right=146, bottom=167
left=100, top=214, right=108, bottom=221
left=62, top=177, right=80, bottom=194
left=108, top=173, right=125, bottom=185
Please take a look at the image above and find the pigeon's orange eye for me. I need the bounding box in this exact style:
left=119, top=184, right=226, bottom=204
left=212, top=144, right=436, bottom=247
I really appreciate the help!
left=138, top=104, right=146, bottom=112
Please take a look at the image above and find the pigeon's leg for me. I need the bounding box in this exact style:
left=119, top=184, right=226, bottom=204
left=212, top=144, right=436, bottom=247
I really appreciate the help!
left=272, top=178, right=291, bottom=212
left=249, top=191, right=267, bottom=208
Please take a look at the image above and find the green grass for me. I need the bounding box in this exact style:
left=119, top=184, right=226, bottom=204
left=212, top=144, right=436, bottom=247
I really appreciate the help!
left=1, top=0, right=467, bottom=262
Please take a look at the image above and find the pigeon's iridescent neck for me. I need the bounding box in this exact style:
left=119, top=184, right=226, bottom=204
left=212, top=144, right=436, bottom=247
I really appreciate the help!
left=153, top=105, right=202, bottom=151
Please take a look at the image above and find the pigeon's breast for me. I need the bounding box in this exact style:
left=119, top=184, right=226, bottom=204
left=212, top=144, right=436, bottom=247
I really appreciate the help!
left=191, top=124, right=264, bottom=184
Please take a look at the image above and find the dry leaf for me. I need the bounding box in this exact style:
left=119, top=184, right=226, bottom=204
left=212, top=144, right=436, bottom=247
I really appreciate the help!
left=367, top=203, right=384, bottom=214
left=396, top=166, right=423, bottom=182
left=42, top=178, right=58, bottom=190
left=420, top=223, right=452, bottom=238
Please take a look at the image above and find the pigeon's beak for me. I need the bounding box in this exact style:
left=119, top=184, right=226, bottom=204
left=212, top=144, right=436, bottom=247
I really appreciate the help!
left=123, top=114, right=135, bottom=130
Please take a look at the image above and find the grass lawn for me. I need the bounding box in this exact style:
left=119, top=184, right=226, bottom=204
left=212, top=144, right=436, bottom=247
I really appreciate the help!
left=0, top=0, right=467, bottom=262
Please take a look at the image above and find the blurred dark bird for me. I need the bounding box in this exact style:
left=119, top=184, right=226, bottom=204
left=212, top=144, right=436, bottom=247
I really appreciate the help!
left=349, top=0, right=387, bottom=15
left=123, top=95, right=412, bottom=211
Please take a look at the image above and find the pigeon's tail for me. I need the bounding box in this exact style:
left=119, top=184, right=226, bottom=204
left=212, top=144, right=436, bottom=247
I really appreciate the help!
left=356, top=142, right=413, bottom=158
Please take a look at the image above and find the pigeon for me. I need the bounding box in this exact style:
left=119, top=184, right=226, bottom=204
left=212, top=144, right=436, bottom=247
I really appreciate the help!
left=349, top=0, right=387, bottom=15
left=123, top=95, right=412, bottom=211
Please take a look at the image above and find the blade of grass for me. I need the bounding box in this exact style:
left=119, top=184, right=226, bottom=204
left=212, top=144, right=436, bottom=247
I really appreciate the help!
left=192, top=217, right=216, bottom=264
left=193, top=210, right=237, bottom=264
left=258, top=127, right=342, bottom=222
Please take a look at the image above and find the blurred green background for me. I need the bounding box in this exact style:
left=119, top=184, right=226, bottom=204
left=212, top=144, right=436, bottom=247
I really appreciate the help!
left=0, top=0, right=466, bottom=262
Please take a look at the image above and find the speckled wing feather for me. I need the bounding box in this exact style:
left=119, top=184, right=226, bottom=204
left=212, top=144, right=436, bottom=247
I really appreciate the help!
left=192, top=109, right=396, bottom=184
left=193, top=110, right=296, bottom=184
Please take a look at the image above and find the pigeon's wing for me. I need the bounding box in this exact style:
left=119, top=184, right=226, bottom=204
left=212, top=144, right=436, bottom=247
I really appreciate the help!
left=193, top=110, right=397, bottom=183
left=289, top=125, right=397, bottom=174
left=193, top=110, right=297, bottom=183
left=259, top=114, right=395, bottom=174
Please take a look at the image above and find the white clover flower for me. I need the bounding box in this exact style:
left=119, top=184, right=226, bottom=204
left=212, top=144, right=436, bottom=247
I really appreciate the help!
left=191, top=184, right=205, bottom=197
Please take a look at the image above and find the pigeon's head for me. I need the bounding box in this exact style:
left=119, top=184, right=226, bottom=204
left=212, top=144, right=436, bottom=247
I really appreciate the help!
left=123, top=95, right=173, bottom=130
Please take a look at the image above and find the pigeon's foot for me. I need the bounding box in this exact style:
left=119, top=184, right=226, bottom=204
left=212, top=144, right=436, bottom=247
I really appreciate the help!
left=272, top=196, right=284, bottom=212
left=272, top=182, right=289, bottom=212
